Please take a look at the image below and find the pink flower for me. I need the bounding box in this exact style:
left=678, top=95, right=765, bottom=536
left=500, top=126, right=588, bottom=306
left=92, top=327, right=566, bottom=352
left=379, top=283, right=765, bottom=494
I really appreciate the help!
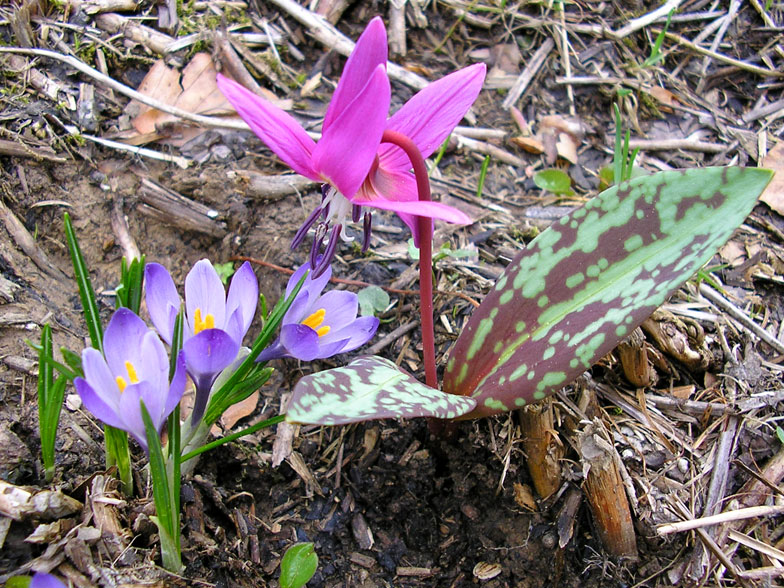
left=218, top=17, right=485, bottom=274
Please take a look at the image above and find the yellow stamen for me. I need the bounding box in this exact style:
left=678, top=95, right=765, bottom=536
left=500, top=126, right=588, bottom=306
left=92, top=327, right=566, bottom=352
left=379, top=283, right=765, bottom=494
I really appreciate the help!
left=316, top=325, right=331, bottom=337
left=194, top=307, right=215, bottom=334
left=301, top=308, right=326, bottom=330
left=125, top=360, right=139, bottom=384
left=116, top=360, right=139, bottom=393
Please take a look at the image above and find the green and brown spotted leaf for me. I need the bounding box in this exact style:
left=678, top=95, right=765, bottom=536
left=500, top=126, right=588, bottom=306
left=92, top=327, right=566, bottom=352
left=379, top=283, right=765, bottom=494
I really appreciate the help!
left=444, top=167, right=773, bottom=418
left=286, top=356, right=477, bottom=425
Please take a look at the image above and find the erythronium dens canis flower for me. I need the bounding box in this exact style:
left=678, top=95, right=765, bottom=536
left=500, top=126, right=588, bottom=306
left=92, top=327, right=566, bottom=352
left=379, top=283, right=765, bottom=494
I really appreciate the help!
left=144, top=259, right=258, bottom=424
left=217, top=16, right=485, bottom=275
left=257, top=260, right=378, bottom=362
left=74, top=308, right=186, bottom=451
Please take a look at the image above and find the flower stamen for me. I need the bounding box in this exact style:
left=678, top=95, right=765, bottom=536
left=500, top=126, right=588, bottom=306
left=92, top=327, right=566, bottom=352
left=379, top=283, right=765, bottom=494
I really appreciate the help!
left=302, top=308, right=326, bottom=329
left=116, top=360, right=139, bottom=392
left=194, top=308, right=215, bottom=334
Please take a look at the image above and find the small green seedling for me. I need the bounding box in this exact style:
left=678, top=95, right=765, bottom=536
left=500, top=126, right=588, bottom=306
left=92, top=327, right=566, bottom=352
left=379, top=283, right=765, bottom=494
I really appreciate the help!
left=280, top=543, right=318, bottom=588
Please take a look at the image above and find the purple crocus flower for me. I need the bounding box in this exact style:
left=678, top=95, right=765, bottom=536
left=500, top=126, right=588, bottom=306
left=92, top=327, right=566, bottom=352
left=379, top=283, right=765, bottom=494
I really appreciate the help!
left=217, top=17, right=485, bottom=275
left=258, top=261, right=378, bottom=362
left=74, top=308, right=186, bottom=451
left=30, top=573, right=67, bottom=588
left=144, top=260, right=258, bottom=424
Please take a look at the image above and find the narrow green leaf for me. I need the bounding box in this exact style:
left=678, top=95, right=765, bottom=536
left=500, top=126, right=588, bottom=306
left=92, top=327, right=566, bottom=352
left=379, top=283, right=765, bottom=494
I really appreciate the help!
left=141, top=401, right=173, bottom=542
left=104, top=425, right=132, bottom=496
left=150, top=516, right=183, bottom=573
left=59, top=346, right=83, bottom=378
left=287, top=356, right=477, bottom=425
left=182, top=414, right=284, bottom=463
left=280, top=543, right=318, bottom=588
left=63, top=213, right=103, bottom=353
left=613, top=103, right=623, bottom=186
left=477, top=154, right=491, bottom=198
left=443, top=167, right=774, bottom=418
left=41, top=377, right=67, bottom=482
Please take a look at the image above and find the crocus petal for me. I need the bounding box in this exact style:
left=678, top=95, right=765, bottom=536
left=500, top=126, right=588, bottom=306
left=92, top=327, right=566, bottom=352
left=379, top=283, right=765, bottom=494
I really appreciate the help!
left=144, top=263, right=180, bottom=345
left=379, top=63, right=486, bottom=170
left=183, top=329, right=240, bottom=380
left=31, top=572, right=67, bottom=588
left=164, top=351, right=187, bottom=418
left=132, top=378, right=167, bottom=431
left=81, top=347, right=121, bottom=405
left=103, top=308, right=150, bottom=378
left=217, top=74, right=320, bottom=181
left=313, top=337, right=352, bottom=359
left=138, top=330, right=171, bottom=393
left=279, top=323, right=321, bottom=361
left=117, top=381, right=152, bottom=449
left=256, top=338, right=286, bottom=363
left=75, top=377, right=124, bottom=430
left=185, top=260, right=227, bottom=333
left=283, top=263, right=332, bottom=324
left=225, top=261, right=258, bottom=341
left=313, top=290, right=360, bottom=331
left=312, top=65, right=391, bottom=199
left=321, top=316, right=379, bottom=352
left=323, top=16, right=388, bottom=132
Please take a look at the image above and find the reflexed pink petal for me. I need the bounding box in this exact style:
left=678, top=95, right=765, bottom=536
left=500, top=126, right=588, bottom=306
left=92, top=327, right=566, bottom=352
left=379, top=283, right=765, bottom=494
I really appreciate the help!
left=185, top=260, right=227, bottom=333
left=225, top=261, right=258, bottom=340
left=217, top=74, right=320, bottom=181
left=144, top=263, right=180, bottom=344
left=323, top=16, right=387, bottom=132
left=312, top=65, right=390, bottom=198
left=355, top=168, right=473, bottom=224
left=379, top=63, right=486, bottom=170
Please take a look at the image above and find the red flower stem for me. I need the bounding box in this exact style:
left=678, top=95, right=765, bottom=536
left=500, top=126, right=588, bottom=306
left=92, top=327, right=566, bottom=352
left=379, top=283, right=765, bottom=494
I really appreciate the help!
left=380, top=129, right=437, bottom=389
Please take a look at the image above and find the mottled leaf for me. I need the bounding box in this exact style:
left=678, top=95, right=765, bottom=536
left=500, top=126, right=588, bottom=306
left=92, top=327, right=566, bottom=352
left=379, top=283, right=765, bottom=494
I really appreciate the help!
left=444, top=167, right=773, bottom=418
left=287, top=356, right=476, bottom=425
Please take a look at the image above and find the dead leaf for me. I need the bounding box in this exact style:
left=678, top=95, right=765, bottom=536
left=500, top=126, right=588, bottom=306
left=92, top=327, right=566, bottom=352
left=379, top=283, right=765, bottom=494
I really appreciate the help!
left=220, top=391, right=259, bottom=430
left=487, top=43, right=522, bottom=79
left=513, top=482, right=538, bottom=511
left=126, top=53, right=237, bottom=147
left=647, top=86, right=678, bottom=111
left=509, top=136, right=544, bottom=154
left=556, top=133, right=578, bottom=165
left=761, top=142, right=784, bottom=215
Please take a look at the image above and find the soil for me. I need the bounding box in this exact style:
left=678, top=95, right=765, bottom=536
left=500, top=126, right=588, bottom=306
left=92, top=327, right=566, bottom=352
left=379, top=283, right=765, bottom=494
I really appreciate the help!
left=1, top=1, right=784, bottom=587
